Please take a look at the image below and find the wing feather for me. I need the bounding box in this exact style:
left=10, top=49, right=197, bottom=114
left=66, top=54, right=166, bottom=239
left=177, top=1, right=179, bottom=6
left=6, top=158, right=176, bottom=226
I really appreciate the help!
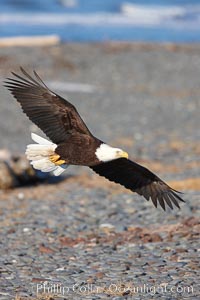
left=91, top=158, right=184, bottom=210
left=4, top=68, right=91, bottom=144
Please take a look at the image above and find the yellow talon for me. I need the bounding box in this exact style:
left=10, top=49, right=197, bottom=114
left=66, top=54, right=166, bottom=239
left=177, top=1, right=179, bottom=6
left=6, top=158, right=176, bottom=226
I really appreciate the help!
left=50, top=154, right=60, bottom=163
left=55, top=159, right=66, bottom=165
left=50, top=154, right=65, bottom=165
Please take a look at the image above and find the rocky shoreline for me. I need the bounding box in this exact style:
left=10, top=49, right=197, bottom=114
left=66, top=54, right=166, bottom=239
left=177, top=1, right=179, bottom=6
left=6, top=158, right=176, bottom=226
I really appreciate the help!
left=0, top=42, right=199, bottom=299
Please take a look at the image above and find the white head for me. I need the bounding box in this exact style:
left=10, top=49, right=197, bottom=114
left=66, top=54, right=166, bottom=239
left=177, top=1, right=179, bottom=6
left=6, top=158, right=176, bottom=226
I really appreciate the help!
left=95, top=143, right=128, bottom=162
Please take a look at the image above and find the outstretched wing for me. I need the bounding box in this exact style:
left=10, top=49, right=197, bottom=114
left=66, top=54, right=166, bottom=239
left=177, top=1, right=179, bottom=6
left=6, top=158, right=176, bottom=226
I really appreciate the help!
left=91, top=158, right=184, bottom=210
left=4, top=67, right=92, bottom=144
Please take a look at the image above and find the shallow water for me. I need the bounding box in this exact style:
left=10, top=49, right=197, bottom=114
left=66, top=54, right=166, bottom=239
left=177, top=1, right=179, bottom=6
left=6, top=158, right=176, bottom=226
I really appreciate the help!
left=0, top=0, right=200, bottom=42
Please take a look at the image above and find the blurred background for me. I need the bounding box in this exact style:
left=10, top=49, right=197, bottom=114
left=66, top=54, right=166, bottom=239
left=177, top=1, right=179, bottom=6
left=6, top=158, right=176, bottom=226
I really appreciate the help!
left=0, top=0, right=200, bottom=42
left=0, top=2, right=199, bottom=299
left=0, top=1, right=199, bottom=176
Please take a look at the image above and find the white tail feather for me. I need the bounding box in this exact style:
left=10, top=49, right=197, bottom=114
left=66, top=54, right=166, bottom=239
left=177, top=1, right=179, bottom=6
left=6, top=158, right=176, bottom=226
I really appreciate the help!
left=26, top=133, right=68, bottom=175
left=53, top=165, right=68, bottom=176
left=31, top=133, right=53, bottom=145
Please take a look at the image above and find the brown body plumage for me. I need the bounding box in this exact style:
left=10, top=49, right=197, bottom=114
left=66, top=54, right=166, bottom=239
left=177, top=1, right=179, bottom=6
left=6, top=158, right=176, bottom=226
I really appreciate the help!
left=4, top=68, right=185, bottom=210
left=56, top=133, right=102, bottom=166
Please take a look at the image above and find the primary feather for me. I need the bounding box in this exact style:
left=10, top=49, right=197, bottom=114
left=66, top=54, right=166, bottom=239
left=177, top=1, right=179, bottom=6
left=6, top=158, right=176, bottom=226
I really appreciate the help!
left=4, top=67, right=91, bottom=144
left=91, top=158, right=184, bottom=210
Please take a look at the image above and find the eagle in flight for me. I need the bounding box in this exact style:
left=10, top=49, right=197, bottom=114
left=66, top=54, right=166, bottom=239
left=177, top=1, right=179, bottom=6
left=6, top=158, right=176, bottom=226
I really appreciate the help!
left=5, top=68, right=184, bottom=210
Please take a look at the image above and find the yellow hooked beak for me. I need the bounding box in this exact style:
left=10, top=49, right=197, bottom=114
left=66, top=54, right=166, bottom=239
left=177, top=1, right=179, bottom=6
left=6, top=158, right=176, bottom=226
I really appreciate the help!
left=118, top=151, right=129, bottom=159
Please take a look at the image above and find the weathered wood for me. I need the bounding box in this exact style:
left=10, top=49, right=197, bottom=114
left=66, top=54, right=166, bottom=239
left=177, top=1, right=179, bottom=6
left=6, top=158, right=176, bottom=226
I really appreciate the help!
left=0, top=35, right=60, bottom=47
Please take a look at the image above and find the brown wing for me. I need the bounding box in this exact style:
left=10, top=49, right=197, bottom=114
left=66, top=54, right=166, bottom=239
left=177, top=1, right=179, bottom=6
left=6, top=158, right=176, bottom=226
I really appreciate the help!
left=91, top=158, right=184, bottom=210
left=4, top=67, right=92, bottom=144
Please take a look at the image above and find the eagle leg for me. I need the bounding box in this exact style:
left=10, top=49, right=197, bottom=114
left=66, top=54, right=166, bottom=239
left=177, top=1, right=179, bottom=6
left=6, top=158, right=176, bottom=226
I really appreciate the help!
left=50, top=154, right=66, bottom=165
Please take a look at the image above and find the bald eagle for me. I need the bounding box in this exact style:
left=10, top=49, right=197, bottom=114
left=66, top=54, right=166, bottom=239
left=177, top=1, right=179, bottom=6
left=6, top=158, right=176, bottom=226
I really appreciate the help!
left=5, top=68, right=184, bottom=210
